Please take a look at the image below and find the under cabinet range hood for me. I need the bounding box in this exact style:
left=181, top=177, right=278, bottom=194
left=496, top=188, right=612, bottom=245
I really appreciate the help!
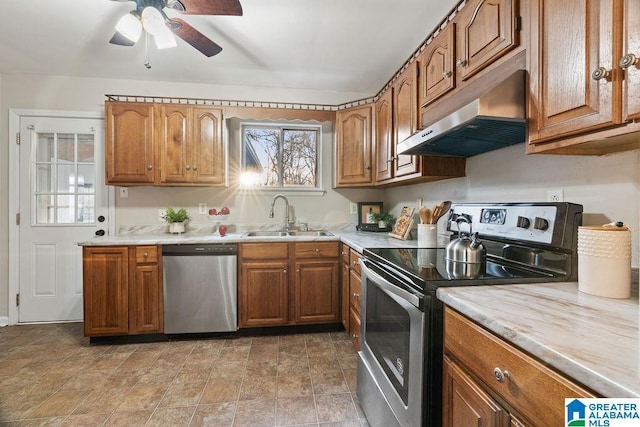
left=397, top=71, right=526, bottom=157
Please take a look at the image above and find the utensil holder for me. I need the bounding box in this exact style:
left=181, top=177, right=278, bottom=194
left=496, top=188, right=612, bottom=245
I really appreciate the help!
left=578, top=226, right=631, bottom=299
left=418, top=224, right=437, bottom=247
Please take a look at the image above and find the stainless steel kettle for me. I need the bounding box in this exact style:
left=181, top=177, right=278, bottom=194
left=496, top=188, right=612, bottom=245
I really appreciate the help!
left=445, top=216, right=486, bottom=265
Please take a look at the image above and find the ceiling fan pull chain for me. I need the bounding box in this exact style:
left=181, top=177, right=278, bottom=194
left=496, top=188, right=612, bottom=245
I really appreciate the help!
left=144, top=32, right=152, bottom=69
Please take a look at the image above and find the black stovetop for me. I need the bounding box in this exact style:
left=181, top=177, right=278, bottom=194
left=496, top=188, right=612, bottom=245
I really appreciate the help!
left=363, top=247, right=566, bottom=294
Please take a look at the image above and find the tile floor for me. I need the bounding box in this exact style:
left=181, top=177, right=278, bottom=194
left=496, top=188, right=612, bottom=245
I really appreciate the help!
left=0, top=323, right=369, bottom=426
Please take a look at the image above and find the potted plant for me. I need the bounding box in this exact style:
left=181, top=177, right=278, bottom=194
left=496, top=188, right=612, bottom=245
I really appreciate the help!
left=163, top=206, right=191, bottom=234
left=371, top=211, right=396, bottom=229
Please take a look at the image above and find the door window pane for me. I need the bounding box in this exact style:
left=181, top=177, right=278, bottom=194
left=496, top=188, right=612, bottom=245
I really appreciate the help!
left=33, top=132, right=96, bottom=225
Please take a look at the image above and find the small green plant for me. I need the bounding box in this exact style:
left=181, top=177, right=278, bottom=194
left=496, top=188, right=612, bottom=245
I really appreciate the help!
left=162, top=206, right=191, bottom=223
left=371, top=211, right=396, bottom=226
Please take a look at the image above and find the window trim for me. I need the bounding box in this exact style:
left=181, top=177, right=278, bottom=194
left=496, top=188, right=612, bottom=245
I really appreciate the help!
left=239, top=121, right=324, bottom=193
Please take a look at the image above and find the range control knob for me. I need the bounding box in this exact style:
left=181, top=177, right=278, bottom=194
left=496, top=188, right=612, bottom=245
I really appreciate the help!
left=516, top=216, right=531, bottom=229
left=533, top=217, right=549, bottom=231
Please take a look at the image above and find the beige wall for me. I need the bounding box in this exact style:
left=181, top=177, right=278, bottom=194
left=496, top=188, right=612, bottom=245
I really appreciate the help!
left=386, top=144, right=640, bottom=266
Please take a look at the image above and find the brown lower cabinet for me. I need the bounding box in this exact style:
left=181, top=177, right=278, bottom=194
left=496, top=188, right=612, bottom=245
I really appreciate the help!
left=82, top=245, right=163, bottom=337
left=443, top=307, right=596, bottom=426
left=238, top=242, right=340, bottom=328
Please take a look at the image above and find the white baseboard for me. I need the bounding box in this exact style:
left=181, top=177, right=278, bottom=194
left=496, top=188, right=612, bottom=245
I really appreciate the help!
left=0, top=316, right=9, bottom=327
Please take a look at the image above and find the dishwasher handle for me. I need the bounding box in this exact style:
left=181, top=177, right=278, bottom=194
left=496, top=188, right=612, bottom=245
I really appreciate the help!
left=162, top=244, right=238, bottom=256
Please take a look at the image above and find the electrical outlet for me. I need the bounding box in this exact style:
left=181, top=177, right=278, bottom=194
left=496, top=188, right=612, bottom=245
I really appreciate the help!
left=350, top=203, right=357, bottom=214
left=199, top=203, right=207, bottom=214
left=119, top=187, right=128, bottom=198
left=158, top=209, right=166, bottom=222
left=547, top=189, right=564, bottom=202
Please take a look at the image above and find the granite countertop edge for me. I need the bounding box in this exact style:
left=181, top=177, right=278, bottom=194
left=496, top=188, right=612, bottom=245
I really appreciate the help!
left=437, top=283, right=640, bottom=398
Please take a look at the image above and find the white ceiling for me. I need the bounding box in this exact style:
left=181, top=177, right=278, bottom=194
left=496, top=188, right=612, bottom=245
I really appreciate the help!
left=0, top=0, right=456, bottom=99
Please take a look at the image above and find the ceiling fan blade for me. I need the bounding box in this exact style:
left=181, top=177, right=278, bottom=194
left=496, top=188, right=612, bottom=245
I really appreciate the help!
left=170, top=18, right=223, bottom=57
left=175, top=0, right=242, bottom=16
left=109, top=32, right=136, bottom=46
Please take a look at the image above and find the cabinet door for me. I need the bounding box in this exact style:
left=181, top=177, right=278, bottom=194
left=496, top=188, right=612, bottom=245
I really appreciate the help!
left=105, top=102, right=155, bottom=184
left=393, top=63, right=422, bottom=178
left=158, top=104, right=190, bottom=184
left=528, top=0, right=619, bottom=143
left=375, top=89, right=394, bottom=182
left=443, top=357, right=509, bottom=427
left=456, top=0, right=519, bottom=81
left=623, top=0, right=640, bottom=121
left=239, top=261, right=289, bottom=327
left=341, top=258, right=350, bottom=331
left=295, top=260, right=340, bottom=323
left=191, top=107, right=225, bottom=185
left=335, top=105, right=374, bottom=186
left=349, top=307, right=360, bottom=351
left=82, top=246, right=129, bottom=336
left=133, top=264, right=163, bottom=334
left=419, top=23, right=456, bottom=107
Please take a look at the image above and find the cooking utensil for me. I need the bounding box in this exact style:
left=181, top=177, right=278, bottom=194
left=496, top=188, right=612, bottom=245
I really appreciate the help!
left=419, top=207, right=432, bottom=224
left=445, top=216, right=486, bottom=264
left=433, top=200, right=451, bottom=223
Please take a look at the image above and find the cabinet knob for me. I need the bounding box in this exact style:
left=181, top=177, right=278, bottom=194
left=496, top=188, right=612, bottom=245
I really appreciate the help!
left=386, top=158, right=394, bottom=164
left=352, top=292, right=360, bottom=298
left=186, top=165, right=191, bottom=170
left=456, top=58, right=467, bottom=67
left=283, top=269, right=287, bottom=274
left=620, top=53, right=639, bottom=69
left=442, top=70, right=452, bottom=79
left=493, top=367, right=510, bottom=383
left=193, top=165, right=198, bottom=171
left=143, top=252, right=148, bottom=258
left=315, top=248, right=320, bottom=253
left=592, top=67, right=611, bottom=81
left=147, top=165, right=152, bottom=170
left=352, top=333, right=359, bottom=339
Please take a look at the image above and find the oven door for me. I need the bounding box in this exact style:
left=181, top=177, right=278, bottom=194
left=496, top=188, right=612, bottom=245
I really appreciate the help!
left=357, top=257, right=428, bottom=427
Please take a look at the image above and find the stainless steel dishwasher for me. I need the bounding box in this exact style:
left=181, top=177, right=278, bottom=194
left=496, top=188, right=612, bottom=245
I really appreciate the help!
left=162, top=243, right=237, bottom=334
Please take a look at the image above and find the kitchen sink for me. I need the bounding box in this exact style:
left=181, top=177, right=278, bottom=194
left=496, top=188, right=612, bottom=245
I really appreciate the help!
left=242, top=230, right=333, bottom=237
left=242, top=231, right=291, bottom=237
left=288, top=230, right=333, bottom=236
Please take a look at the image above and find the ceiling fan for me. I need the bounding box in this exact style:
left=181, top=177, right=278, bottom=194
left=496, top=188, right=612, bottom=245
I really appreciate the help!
left=109, top=0, right=243, bottom=57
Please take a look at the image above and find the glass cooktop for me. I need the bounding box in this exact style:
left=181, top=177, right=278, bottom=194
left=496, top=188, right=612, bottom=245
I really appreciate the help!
left=364, top=247, right=563, bottom=292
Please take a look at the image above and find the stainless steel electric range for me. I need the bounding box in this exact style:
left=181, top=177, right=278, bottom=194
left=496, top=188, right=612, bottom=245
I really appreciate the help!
left=356, top=202, right=583, bottom=427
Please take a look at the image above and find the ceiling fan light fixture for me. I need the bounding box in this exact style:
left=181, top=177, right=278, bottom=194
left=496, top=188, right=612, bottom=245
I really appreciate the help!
left=154, top=29, right=178, bottom=50
left=115, top=12, right=142, bottom=43
left=141, top=6, right=166, bottom=36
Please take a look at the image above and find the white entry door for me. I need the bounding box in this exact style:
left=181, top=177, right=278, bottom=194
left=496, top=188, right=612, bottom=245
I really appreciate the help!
left=18, top=116, right=110, bottom=323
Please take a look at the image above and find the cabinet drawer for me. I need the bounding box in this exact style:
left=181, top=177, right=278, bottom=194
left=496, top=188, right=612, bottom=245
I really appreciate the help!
left=241, top=243, right=288, bottom=260
left=444, top=308, right=595, bottom=426
left=349, top=249, right=362, bottom=275
left=135, top=246, right=158, bottom=264
left=349, top=307, right=361, bottom=351
left=295, top=242, right=339, bottom=258
left=349, top=270, right=362, bottom=315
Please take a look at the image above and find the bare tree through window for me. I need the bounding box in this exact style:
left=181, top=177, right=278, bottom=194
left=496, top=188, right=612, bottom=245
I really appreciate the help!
left=242, top=125, right=318, bottom=188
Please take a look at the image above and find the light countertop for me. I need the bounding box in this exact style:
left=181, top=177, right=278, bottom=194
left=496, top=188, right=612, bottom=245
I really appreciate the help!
left=437, top=282, right=640, bottom=398
left=77, top=229, right=431, bottom=252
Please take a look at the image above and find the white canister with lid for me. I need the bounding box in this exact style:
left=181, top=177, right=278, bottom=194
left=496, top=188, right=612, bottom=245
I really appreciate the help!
left=578, top=223, right=632, bottom=299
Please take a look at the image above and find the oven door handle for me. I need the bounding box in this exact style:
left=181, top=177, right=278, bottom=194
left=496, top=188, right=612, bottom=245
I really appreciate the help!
left=359, top=258, right=422, bottom=308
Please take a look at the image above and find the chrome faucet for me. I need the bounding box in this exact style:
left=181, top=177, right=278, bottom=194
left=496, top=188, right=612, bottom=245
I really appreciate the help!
left=269, top=194, right=294, bottom=230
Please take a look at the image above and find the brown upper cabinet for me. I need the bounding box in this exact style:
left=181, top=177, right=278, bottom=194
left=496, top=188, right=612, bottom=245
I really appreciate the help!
left=158, top=105, right=225, bottom=185
left=335, top=104, right=374, bottom=187
left=419, top=24, right=456, bottom=108
left=105, top=101, right=226, bottom=186
left=105, top=102, right=156, bottom=185
left=455, top=0, right=520, bottom=82
left=528, top=0, right=640, bottom=154
left=375, top=63, right=466, bottom=186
